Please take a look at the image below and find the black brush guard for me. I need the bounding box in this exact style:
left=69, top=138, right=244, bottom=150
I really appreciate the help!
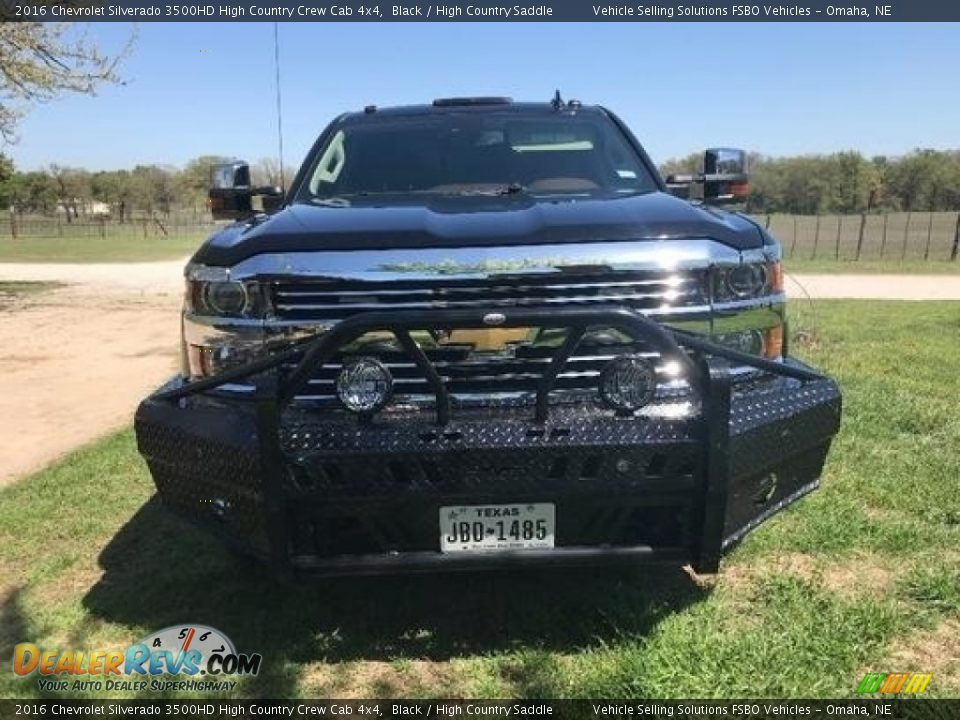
left=135, top=306, right=841, bottom=576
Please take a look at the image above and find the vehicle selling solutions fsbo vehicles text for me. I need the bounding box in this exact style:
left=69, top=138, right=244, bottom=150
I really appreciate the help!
left=591, top=5, right=886, bottom=17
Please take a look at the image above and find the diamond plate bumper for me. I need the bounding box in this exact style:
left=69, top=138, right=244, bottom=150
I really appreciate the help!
left=133, top=305, right=841, bottom=577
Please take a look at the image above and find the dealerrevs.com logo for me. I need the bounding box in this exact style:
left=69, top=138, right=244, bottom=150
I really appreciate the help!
left=12, top=624, right=262, bottom=693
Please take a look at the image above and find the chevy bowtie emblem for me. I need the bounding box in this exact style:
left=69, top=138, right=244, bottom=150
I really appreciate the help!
left=483, top=312, right=506, bottom=326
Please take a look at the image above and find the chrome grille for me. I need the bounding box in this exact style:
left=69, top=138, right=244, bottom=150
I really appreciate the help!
left=270, top=270, right=708, bottom=321
left=272, top=270, right=704, bottom=406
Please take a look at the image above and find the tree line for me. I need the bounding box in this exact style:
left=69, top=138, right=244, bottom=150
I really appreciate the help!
left=2, top=148, right=959, bottom=220
left=660, top=149, right=960, bottom=215
left=0, top=154, right=294, bottom=221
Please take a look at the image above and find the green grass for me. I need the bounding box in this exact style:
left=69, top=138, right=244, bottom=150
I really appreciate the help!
left=0, top=232, right=207, bottom=263
left=784, top=257, right=960, bottom=275
left=1, top=301, right=958, bottom=699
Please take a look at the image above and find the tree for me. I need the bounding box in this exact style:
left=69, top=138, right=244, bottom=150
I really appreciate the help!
left=0, top=23, right=134, bottom=141
left=129, top=164, right=177, bottom=216
left=0, top=152, right=13, bottom=208
left=10, top=170, right=59, bottom=213
left=251, top=157, right=296, bottom=189
left=178, top=155, right=231, bottom=210
left=48, top=164, right=92, bottom=220
left=887, top=149, right=960, bottom=212
left=658, top=152, right=702, bottom=178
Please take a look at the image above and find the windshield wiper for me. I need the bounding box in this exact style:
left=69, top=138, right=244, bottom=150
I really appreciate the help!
left=310, top=196, right=352, bottom=207
left=453, top=183, right=527, bottom=196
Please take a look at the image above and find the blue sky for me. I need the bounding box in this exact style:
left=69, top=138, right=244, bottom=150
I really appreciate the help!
left=6, top=22, right=958, bottom=171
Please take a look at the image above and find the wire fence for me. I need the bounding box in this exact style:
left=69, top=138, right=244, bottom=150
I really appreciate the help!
left=756, top=212, right=960, bottom=262
left=1, top=213, right=216, bottom=241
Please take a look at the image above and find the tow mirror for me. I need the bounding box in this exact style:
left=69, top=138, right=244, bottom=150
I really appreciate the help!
left=665, top=148, right=750, bottom=206
left=209, top=161, right=253, bottom=220
left=208, top=162, right=284, bottom=220
left=703, top=148, right=749, bottom=205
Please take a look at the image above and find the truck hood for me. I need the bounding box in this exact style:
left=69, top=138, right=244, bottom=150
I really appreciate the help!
left=192, top=191, right=766, bottom=267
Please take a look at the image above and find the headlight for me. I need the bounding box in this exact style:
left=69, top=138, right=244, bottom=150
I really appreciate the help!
left=204, top=282, right=250, bottom=315
left=599, top=356, right=657, bottom=412
left=726, top=264, right=768, bottom=297
left=336, top=358, right=393, bottom=413
left=185, top=279, right=264, bottom=318
left=713, top=261, right=782, bottom=301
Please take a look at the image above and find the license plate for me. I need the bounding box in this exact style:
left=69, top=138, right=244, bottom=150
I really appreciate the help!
left=439, top=503, right=555, bottom=553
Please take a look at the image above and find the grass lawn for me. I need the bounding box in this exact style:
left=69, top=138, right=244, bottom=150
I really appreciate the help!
left=0, top=232, right=208, bottom=263
left=784, top=257, right=960, bottom=275
left=1, top=301, right=958, bottom=699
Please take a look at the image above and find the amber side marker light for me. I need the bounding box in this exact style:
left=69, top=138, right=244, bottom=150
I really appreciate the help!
left=764, top=262, right=785, bottom=358
left=763, top=325, right=784, bottom=359
left=768, top=261, right=785, bottom=293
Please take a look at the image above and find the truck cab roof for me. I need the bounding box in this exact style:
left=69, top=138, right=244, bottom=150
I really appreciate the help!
left=342, top=97, right=595, bottom=121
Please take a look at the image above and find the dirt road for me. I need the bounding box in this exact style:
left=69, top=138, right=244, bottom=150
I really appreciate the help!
left=784, top=273, right=960, bottom=300
left=0, top=259, right=187, bottom=297
left=1, top=260, right=958, bottom=486
left=0, top=266, right=183, bottom=485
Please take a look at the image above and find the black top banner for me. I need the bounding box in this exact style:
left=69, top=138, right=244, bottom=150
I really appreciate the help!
left=2, top=0, right=960, bottom=22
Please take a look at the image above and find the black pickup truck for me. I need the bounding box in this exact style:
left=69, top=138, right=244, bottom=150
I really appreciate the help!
left=135, top=96, right=841, bottom=577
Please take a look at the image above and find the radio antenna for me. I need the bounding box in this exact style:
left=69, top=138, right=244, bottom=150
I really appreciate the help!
left=273, top=22, right=286, bottom=192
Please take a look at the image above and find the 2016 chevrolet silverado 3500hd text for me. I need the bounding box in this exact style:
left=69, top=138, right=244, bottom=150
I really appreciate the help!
left=134, top=96, right=841, bottom=577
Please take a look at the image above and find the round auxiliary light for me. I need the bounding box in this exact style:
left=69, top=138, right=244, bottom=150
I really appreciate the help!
left=725, top=263, right=768, bottom=298
left=336, top=357, right=393, bottom=414
left=599, top=356, right=657, bottom=413
left=204, top=281, right=250, bottom=315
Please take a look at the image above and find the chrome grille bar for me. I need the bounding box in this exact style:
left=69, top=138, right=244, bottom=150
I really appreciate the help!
left=270, top=270, right=708, bottom=320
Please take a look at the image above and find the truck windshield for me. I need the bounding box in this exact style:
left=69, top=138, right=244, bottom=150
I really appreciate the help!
left=298, top=110, right=659, bottom=199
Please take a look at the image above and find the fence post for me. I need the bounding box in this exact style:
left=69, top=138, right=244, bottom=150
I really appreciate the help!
left=8, top=211, right=16, bottom=239
left=951, top=212, right=960, bottom=262
left=812, top=215, right=820, bottom=259
left=901, top=211, right=911, bottom=261
left=834, top=216, right=842, bottom=260
left=99, top=217, right=106, bottom=239
left=142, top=218, right=148, bottom=238
left=855, top=213, right=867, bottom=261
left=923, top=213, right=934, bottom=261
left=789, top=216, right=798, bottom=258
left=765, top=214, right=771, bottom=229
left=880, top=214, right=888, bottom=259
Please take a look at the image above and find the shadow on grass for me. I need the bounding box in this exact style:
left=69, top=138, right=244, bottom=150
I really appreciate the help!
left=84, top=497, right=709, bottom=694
left=0, top=587, right=30, bottom=667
